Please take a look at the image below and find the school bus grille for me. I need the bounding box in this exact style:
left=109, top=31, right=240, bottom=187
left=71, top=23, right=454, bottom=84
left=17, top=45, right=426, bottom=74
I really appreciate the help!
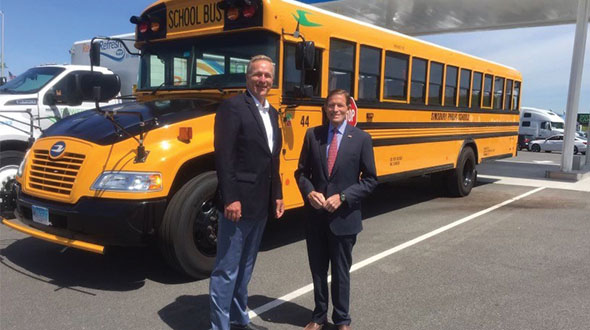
left=27, top=150, right=85, bottom=196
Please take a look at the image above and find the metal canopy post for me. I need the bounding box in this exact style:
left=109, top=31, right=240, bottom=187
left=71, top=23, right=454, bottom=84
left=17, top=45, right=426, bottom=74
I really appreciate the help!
left=562, top=0, right=590, bottom=172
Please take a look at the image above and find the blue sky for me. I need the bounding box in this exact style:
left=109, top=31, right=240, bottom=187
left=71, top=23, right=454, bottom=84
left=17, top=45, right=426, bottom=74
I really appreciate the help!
left=2, top=0, right=589, bottom=113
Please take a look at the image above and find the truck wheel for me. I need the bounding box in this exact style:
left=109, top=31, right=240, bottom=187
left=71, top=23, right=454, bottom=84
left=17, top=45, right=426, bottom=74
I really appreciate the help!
left=159, top=171, right=219, bottom=279
left=1, top=151, right=25, bottom=219
left=447, top=147, right=476, bottom=197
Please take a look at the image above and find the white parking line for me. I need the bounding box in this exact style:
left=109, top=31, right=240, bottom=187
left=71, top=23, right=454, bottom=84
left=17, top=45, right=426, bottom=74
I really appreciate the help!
left=247, top=186, right=546, bottom=320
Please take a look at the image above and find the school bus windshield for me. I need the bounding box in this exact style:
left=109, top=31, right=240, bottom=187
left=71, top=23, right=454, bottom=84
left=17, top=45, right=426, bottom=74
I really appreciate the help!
left=138, top=31, right=279, bottom=91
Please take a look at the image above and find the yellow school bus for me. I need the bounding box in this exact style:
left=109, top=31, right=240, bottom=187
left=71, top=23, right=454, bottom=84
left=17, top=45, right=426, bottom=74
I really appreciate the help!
left=3, top=0, right=521, bottom=278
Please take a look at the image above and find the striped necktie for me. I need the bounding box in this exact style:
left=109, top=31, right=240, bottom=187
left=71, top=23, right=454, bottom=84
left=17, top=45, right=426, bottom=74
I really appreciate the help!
left=327, top=127, right=339, bottom=176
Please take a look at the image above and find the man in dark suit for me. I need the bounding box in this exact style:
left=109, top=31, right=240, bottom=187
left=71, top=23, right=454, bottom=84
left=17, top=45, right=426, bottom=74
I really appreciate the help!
left=210, top=55, right=284, bottom=330
left=295, top=89, right=378, bottom=330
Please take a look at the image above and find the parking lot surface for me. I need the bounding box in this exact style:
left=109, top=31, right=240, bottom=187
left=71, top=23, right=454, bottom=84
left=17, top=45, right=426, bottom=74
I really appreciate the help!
left=1, top=151, right=589, bottom=330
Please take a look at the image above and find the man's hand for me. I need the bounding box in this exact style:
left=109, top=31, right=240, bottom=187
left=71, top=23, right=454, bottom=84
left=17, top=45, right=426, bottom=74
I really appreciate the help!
left=323, top=194, right=342, bottom=213
left=307, top=191, right=326, bottom=210
left=275, top=199, right=285, bottom=219
left=224, top=201, right=242, bottom=222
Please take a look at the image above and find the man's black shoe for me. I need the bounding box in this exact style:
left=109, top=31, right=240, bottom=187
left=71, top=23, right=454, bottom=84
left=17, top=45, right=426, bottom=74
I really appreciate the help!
left=230, top=322, right=268, bottom=330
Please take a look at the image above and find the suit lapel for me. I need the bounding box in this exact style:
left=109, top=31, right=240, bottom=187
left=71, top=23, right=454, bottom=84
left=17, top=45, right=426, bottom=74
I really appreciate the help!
left=329, top=124, right=352, bottom=179
left=318, top=125, right=330, bottom=179
left=269, top=106, right=280, bottom=154
left=244, top=93, right=272, bottom=155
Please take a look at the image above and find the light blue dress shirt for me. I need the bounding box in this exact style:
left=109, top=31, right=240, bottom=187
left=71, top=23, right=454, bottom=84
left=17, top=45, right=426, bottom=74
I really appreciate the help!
left=326, top=120, right=347, bottom=158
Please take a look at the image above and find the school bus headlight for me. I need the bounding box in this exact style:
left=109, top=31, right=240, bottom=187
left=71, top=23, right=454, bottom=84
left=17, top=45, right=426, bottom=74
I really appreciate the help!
left=16, top=150, right=30, bottom=178
left=91, top=172, right=163, bottom=192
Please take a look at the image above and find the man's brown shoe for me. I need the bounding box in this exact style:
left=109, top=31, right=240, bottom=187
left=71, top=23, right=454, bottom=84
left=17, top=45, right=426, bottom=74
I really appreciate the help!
left=303, top=321, right=323, bottom=330
left=337, top=325, right=351, bottom=330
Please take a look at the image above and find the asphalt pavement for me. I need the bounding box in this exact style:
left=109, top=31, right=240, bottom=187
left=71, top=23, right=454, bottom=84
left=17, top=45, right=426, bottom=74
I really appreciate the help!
left=1, top=150, right=589, bottom=330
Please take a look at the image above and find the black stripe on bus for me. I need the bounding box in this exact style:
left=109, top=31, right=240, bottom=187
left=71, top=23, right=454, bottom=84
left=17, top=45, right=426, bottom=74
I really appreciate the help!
left=372, top=132, right=518, bottom=147
left=480, top=153, right=514, bottom=162
left=378, top=164, right=454, bottom=183
left=357, top=122, right=519, bottom=130
left=282, top=97, right=520, bottom=115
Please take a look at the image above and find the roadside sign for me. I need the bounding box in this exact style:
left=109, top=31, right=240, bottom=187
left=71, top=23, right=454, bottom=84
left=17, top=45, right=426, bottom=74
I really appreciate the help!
left=578, top=113, right=589, bottom=125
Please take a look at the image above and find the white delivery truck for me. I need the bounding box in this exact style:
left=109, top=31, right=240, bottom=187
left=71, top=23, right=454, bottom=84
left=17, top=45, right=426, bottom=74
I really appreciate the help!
left=70, top=33, right=139, bottom=99
left=519, top=107, right=565, bottom=139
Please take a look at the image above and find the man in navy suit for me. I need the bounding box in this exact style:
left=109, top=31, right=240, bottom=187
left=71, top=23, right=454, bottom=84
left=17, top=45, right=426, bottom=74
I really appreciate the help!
left=295, top=89, right=377, bottom=330
left=210, top=55, right=284, bottom=330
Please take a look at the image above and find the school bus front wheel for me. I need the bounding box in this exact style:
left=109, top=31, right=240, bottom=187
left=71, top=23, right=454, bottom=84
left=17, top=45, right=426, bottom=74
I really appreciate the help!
left=159, top=171, right=218, bottom=279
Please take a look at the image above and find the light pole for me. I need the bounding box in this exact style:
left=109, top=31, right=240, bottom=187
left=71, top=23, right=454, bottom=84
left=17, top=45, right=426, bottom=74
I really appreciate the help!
left=0, top=10, right=4, bottom=80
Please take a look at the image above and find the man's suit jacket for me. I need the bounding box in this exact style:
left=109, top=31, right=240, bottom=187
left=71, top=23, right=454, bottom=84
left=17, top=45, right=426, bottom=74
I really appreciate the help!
left=214, top=92, right=282, bottom=221
left=295, top=123, right=377, bottom=235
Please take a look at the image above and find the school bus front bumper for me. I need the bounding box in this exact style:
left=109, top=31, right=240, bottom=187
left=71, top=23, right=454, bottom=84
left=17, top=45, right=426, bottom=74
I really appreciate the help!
left=1, top=217, right=105, bottom=254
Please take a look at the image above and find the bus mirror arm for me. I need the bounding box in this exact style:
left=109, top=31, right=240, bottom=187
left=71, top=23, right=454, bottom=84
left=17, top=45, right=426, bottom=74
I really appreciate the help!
left=89, top=36, right=141, bottom=71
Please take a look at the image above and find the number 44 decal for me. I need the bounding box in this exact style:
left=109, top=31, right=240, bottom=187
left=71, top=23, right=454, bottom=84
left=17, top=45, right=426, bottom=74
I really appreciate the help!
left=300, top=115, right=310, bottom=127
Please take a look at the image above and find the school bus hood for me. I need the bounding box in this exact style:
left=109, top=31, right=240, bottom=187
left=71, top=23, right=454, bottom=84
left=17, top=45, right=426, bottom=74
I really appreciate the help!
left=41, top=98, right=219, bottom=145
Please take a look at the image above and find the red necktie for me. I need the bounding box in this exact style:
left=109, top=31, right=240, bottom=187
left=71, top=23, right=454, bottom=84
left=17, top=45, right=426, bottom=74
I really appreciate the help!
left=327, top=128, right=338, bottom=176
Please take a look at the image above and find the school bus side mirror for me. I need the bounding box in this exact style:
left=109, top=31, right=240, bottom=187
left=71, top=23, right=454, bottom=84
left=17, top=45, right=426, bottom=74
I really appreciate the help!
left=79, top=72, right=121, bottom=102
left=296, top=41, right=315, bottom=70
left=90, top=41, right=101, bottom=67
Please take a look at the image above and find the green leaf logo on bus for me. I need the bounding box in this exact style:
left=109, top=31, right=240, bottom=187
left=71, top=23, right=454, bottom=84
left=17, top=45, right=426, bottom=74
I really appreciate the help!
left=292, top=10, right=322, bottom=27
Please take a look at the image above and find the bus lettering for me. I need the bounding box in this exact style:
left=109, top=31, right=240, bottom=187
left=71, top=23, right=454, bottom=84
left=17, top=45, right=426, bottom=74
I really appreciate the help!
left=167, top=3, right=222, bottom=30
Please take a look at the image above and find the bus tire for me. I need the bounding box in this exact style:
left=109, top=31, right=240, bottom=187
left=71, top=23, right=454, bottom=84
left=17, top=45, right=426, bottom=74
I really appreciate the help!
left=159, top=171, right=219, bottom=279
left=1, top=150, right=25, bottom=218
left=447, top=147, right=476, bottom=197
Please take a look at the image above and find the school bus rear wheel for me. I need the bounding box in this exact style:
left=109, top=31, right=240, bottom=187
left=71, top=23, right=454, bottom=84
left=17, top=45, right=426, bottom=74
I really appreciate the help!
left=159, top=171, right=218, bottom=279
left=447, top=147, right=476, bottom=197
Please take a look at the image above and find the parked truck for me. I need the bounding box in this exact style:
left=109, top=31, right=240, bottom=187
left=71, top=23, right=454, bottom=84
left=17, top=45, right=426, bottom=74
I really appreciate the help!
left=518, top=107, right=565, bottom=139
left=70, top=33, right=138, bottom=99
left=0, top=65, right=122, bottom=217
left=1, top=33, right=138, bottom=217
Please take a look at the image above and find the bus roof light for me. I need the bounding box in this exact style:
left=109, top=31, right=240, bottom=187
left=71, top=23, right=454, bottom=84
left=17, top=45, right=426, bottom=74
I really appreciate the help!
left=139, top=21, right=149, bottom=33
left=151, top=21, right=160, bottom=32
left=242, top=4, right=256, bottom=18
left=227, top=7, right=240, bottom=20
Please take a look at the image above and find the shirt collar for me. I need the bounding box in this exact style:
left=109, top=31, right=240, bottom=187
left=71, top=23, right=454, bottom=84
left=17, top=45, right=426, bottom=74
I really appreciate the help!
left=329, top=121, right=347, bottom=135
left=247, top=89, right=269, bottom=111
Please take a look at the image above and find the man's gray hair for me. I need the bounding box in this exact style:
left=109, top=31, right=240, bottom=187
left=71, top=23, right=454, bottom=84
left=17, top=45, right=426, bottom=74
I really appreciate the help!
left=247, top=55, right=275, bottom=76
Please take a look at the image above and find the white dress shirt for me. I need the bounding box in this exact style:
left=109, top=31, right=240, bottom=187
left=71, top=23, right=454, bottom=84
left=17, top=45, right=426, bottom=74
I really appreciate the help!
left=248, top=90, right=274, bottom=152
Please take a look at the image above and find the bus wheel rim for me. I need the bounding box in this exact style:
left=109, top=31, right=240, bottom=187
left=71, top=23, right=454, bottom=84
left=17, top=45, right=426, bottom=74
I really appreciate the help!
left=193, top=199, right=218, bottom=257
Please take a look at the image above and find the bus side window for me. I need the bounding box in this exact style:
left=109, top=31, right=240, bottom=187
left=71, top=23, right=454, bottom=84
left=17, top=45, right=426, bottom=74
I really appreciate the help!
left=471, top=72, right=482, bottom=108
left=493, top=77, right=505, bottom=110
left=512, top=81, right=521, bottom=110
left=428, top=62, right=444, bottom=106
left=504, top=79, right=513, bottom=110
left=384, top=51, right=409, bottom=101
left=410, top=57, right=427, bottom=105
left=459, top=68, right=471, bottom=108
left=358, top=45, right=381, bottom=101
left=329, top=38, right=355, bottom=94
left=445, top=65, right=458, bottom=107
left=482, top=74, right=493, bottom=107
left=283, top=43, right=322, bottom=97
